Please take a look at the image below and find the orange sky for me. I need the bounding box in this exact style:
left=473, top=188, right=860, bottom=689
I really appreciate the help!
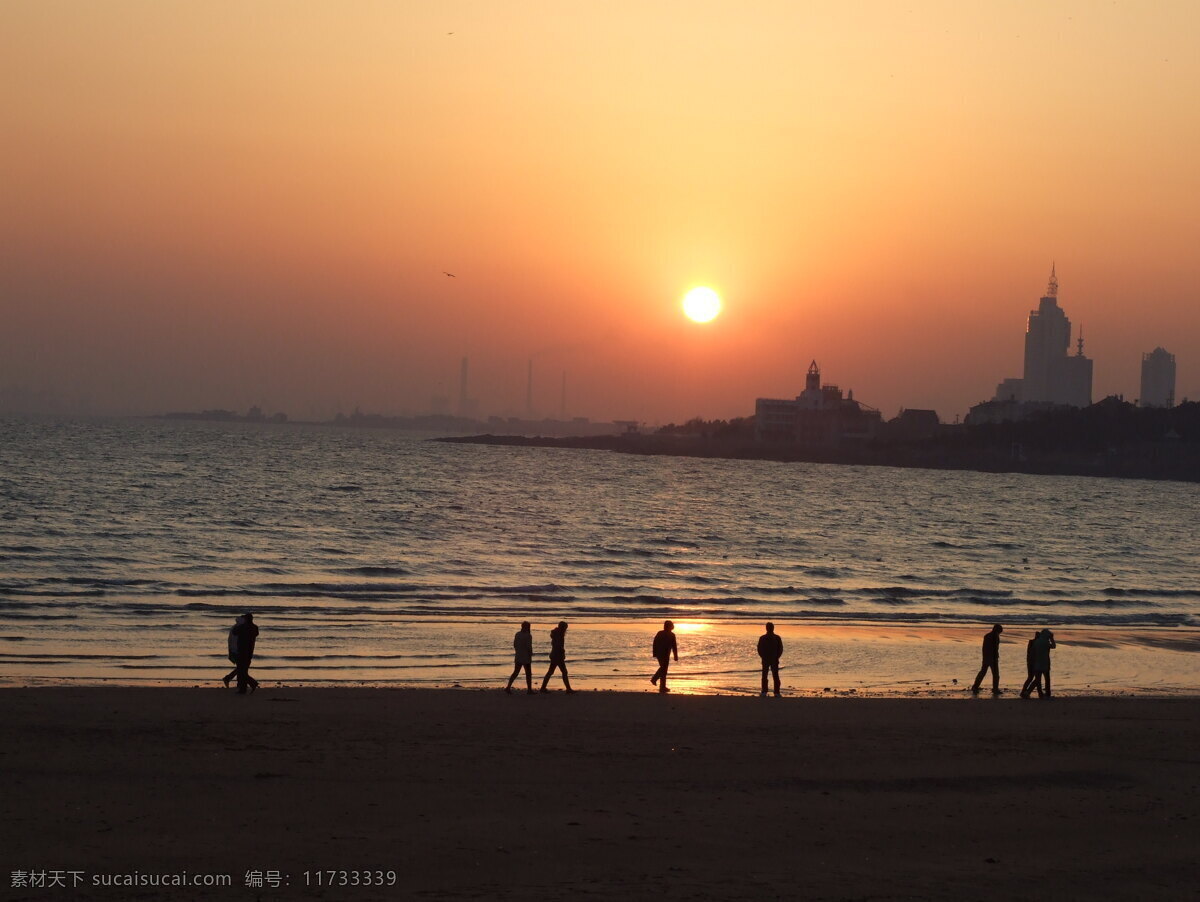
left=2, top=1, right=1198, bottom=422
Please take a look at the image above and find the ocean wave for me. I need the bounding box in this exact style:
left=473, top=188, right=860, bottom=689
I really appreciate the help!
left=0, top=588, right=106, bottom=597
left=0, top=652, right=162, bottom=660
left=1103, top=587, right=1200, bottom=598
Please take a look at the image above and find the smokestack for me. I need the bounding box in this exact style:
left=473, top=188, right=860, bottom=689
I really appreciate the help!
left=458, top=357, right=468, bottom=415
left=526, top=358, right=533, bottom=418
left=560, top=371, right=566, bottom=419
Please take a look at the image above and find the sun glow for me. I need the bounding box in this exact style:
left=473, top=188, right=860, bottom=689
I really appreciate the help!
left=682, top=287, right=722, bottom=323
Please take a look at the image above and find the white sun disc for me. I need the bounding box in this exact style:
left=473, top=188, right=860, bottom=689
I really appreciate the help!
left=682, top=287, right=722, bottom=323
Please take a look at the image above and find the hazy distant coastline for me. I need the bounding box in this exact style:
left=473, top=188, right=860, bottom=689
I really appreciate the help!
left=439, top=423, right=1200, bottom=483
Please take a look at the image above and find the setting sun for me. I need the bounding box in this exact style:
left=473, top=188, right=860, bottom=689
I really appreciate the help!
left=682, top=287, right=723, bottom=323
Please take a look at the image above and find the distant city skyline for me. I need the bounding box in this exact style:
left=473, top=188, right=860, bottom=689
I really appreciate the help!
left=2, top=3, right=1197, bottom=422
left=0, top=272, right=1190, bottom=424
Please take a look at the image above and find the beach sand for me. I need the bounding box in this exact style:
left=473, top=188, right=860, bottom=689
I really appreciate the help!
left=3, top=688, right=1196, bottom=900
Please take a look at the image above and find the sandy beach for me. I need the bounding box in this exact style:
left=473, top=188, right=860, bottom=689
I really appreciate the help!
left=2, top=688, right=1196, bottom=900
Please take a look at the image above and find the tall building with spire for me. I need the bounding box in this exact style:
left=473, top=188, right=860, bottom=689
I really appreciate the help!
left=1140, top=347, right=1176, bottom=408
left=992, top=266, right=1092, bottom=408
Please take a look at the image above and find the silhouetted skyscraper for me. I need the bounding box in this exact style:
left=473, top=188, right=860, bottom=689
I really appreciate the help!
left=1023, top=266, right=1092, bottom=407
left=995, top=266, right=1092, bottom=408
left=1140, top=347, right=1176, bottom=408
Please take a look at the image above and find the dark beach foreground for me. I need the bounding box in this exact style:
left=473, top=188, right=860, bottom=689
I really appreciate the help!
left=3, top=689, right=1196, bottom=900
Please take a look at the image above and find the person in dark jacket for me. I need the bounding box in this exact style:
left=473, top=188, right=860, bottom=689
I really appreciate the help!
left=539, top=621, right=574, bottom=693
left=231, top=613, right=259, bottom=695
left=650, top=621, right=678, bottom=693
left=1029, top=628, right=1057, bottom=698
left=970, top=623, right=1003, bottom=694
left=222, top=614, right=245, bottom=688
left=1020, top=631, right=1043, bottom=698
left=757, top=622, right=784, bottom=697
left=505, top=621, right=535, bottom=694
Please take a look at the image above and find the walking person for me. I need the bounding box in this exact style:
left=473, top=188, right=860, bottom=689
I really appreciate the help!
left=1030, top=628, right=1057, bottom=698
left=1020, top=631, right=1044, bottom=698
left=650, top=620, right=678, bottom=693
left=757, top=622, right=783, bottom=697
left=970, top=623, right=1003, bottom=695
left=539, top=621, right=574, bottom=693
left=221, top=614, right=246, bottom=688
left=505, top=621, right=535, bottom=694
left=231, top=613, right=259, bottom=695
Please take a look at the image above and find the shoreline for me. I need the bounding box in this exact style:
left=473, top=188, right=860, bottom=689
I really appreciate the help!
left=4, top=681, right=1200, bottom=699
left=4, top=621, right=1196, bottom=695
left=436, top=432, right=1200, bottom=483
left=4, top=688, right=1197, bottom=900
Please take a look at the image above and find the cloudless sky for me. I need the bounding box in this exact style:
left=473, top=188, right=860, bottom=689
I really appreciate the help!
left=2, top=1, right=1197, bottom=421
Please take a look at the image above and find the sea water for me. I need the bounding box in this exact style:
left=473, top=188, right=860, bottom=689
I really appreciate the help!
left=1, top=418, right=1197, bottom=693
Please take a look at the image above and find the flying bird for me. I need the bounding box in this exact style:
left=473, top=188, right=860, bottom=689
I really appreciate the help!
left=443, top=271, right=456, bottom=277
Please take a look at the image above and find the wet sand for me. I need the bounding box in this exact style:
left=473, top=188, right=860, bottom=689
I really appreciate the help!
left=3, top=688, right=1197, bottom=900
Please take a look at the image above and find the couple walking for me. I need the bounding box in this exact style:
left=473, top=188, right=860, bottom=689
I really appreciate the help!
left=1020, top=629, right=1057, bottom=698
left=505, top=621, right=574, bottom=694
left=222, top=613, right=259, bottom=694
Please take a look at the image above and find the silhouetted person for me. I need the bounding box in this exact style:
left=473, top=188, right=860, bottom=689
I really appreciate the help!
left=650, top=621, right=678, bottom=693
left=1020, top=631, right=1044, bottom=698
left=505, top=621, right=535, bottom=694
left=757, top=622, right=783, bottom=697
left=231, top=612, right=259, bottom=694
left=222, top=614, right=246, bottom=688
left=971, top=623, right=1003, bottom=694
left=1030, top=628, right=1057, bottom=698
left=539, top=621, right=574, bottom=693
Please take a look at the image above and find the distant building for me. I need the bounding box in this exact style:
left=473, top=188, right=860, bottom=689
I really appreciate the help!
left=993, top=266, right=1093, bottom=408
left=886, top=408, right=941, bottom=441
left=993, top=378, right=1023, bottom=402
left=965, top=398, right=1057, bottom=426
left=756, top=361, right=881, bottom=446
left=1140, top=347, right=1176, bottom=408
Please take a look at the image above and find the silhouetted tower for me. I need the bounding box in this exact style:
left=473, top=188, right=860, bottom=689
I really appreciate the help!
left=805, top=360, right=820, bottom=392
left=1023, top=265, right=1092, bottom=407
left=1141, top=347, right=1176, bottom=408
left=560, top=371, right=566, bottom=419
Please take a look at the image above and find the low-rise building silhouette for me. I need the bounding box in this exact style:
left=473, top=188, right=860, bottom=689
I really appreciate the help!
left=885, top=408, right=941, bottom=441
left=756, top=361, right=881, bottom=446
